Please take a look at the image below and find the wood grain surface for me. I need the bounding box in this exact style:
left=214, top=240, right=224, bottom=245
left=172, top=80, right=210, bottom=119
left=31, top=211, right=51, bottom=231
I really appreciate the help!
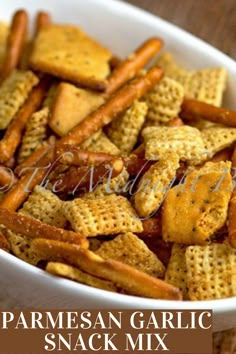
left=124, top=0, right=236, bottom=60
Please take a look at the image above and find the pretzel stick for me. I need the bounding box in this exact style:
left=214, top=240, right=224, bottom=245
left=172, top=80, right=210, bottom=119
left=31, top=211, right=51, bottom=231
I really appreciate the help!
left=59, top=67, right=163, bottom=147
left=5, top=157, right=16, bottom=169
left=55, top=145, right=117, bottom=166
left=0, top=207, right=88, bottom=247
left=124, top=155, right=154, bottom=176
left=210, top=147, right=232, bottom=163
left=228, top=145, right=236, bottom=247
left=0, top=76, right=51, bottom=163
left=109, top=55, right=122, bottom=71
left=180, top=99, right=236, bottom=127
left=0, top=148, right=54, bottom=211
left=1, top=10, right=28, bottom=81
left=51, top=158, right=124, bottom=194
left=32, top=238, right=182, bottom=300
left=35, top=11, right=51, bottom=35
left=15, top=136, right=56, bottom=176
left=131, top=144, right=145, bottom=157
left=20, top=11, right=51, bottom=71
left=167, top=117, right=184, bottom=127
left=0, top=165, right=18, bottom=189
left=105, top=38, right=163, bottom=96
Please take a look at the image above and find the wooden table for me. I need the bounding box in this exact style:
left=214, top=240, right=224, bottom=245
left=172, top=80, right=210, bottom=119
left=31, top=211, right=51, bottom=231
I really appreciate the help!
left=125, top=0, right=236, bottom=60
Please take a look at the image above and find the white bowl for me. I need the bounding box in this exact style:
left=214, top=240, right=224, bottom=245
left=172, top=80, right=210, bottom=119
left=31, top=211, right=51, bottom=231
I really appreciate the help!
left=0, top=0, right=236, bottom=333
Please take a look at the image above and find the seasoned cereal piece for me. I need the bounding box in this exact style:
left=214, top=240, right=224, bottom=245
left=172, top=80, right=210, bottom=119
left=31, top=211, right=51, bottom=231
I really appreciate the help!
left=188, top=68, right=227, bottom=106
left=21, top=186, right=66, bottom=228
left=0, top=70, right=39, bottom=129
left=142, top=126, right=206, bottom=164
left=107, top=101, right=147, bottom=155
left=7, top=186, right=66, bottom=265
left=201, top=126, right=236, bottom=159
left=156, top=53, right=227, bottom=107
left=17, top=107, right=49, bottom=163
left=96, top=232, right=165, bottom=277
left=82, top=168, right=129, bottom=199
left=185, top=243, right=236, bottom=300
left=165, top=244, right=189, bottom=300
left=49, top=83, right=104, bottom=136
left=144, top=77, right=184, bottom=124
left=85, top=131, right=120, bottom=155
left=79, top=130, right=102, bottom=150
left=156, top=53, right=191, bottom=88
left=134, top=153, right=180, bottom=218
left=63, top=194, right=143, bottom=237
left=30, top=24, right=112, bottom=90
left=46, top=262, right=117, bottom=292
left=162, top=161, right=232, bottom=244
left=6, top=232, right=40, bottom=265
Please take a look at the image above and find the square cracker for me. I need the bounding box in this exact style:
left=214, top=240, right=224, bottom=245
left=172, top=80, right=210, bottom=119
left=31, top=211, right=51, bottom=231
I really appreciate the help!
left=30, top=24, right=112, bottom=90
left=96, top=232, right=165, bottom=277
left=63, top=194, right=143, bottom=237
left=185, top=243, right=236, bottom=300
left=49, top=82, right=104, bottom=136
left=162, top=161, right=232, bottom=245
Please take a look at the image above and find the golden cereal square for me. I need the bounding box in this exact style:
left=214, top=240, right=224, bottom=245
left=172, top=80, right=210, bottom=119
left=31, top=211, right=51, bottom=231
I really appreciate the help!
left=201, top=126, right=236, bottom=159
left=17, top=107, right=49, bottom=163
left=96, top=232, right=165, bottom=277
left=185, top=243, right=236, bottom=300
left=107, top=101, right=148, bottom=155
left=142, top=126, right=206, bottom=164
left=145, top=77, right=184, bottom=124
left=63, top=194, right=143, bottom=237
left=0, top=70, right=39, bottom=129
left=30, top=24, right=112, bottom=90
left=84, top=131, right=121, bottom=155
left=165, top=244, right=189, bottom=300
left=6, top=186, right=66, bottom=265
left=134, top=153, right=180, bottom=217
left=21, top=186, right=66, bottom=228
